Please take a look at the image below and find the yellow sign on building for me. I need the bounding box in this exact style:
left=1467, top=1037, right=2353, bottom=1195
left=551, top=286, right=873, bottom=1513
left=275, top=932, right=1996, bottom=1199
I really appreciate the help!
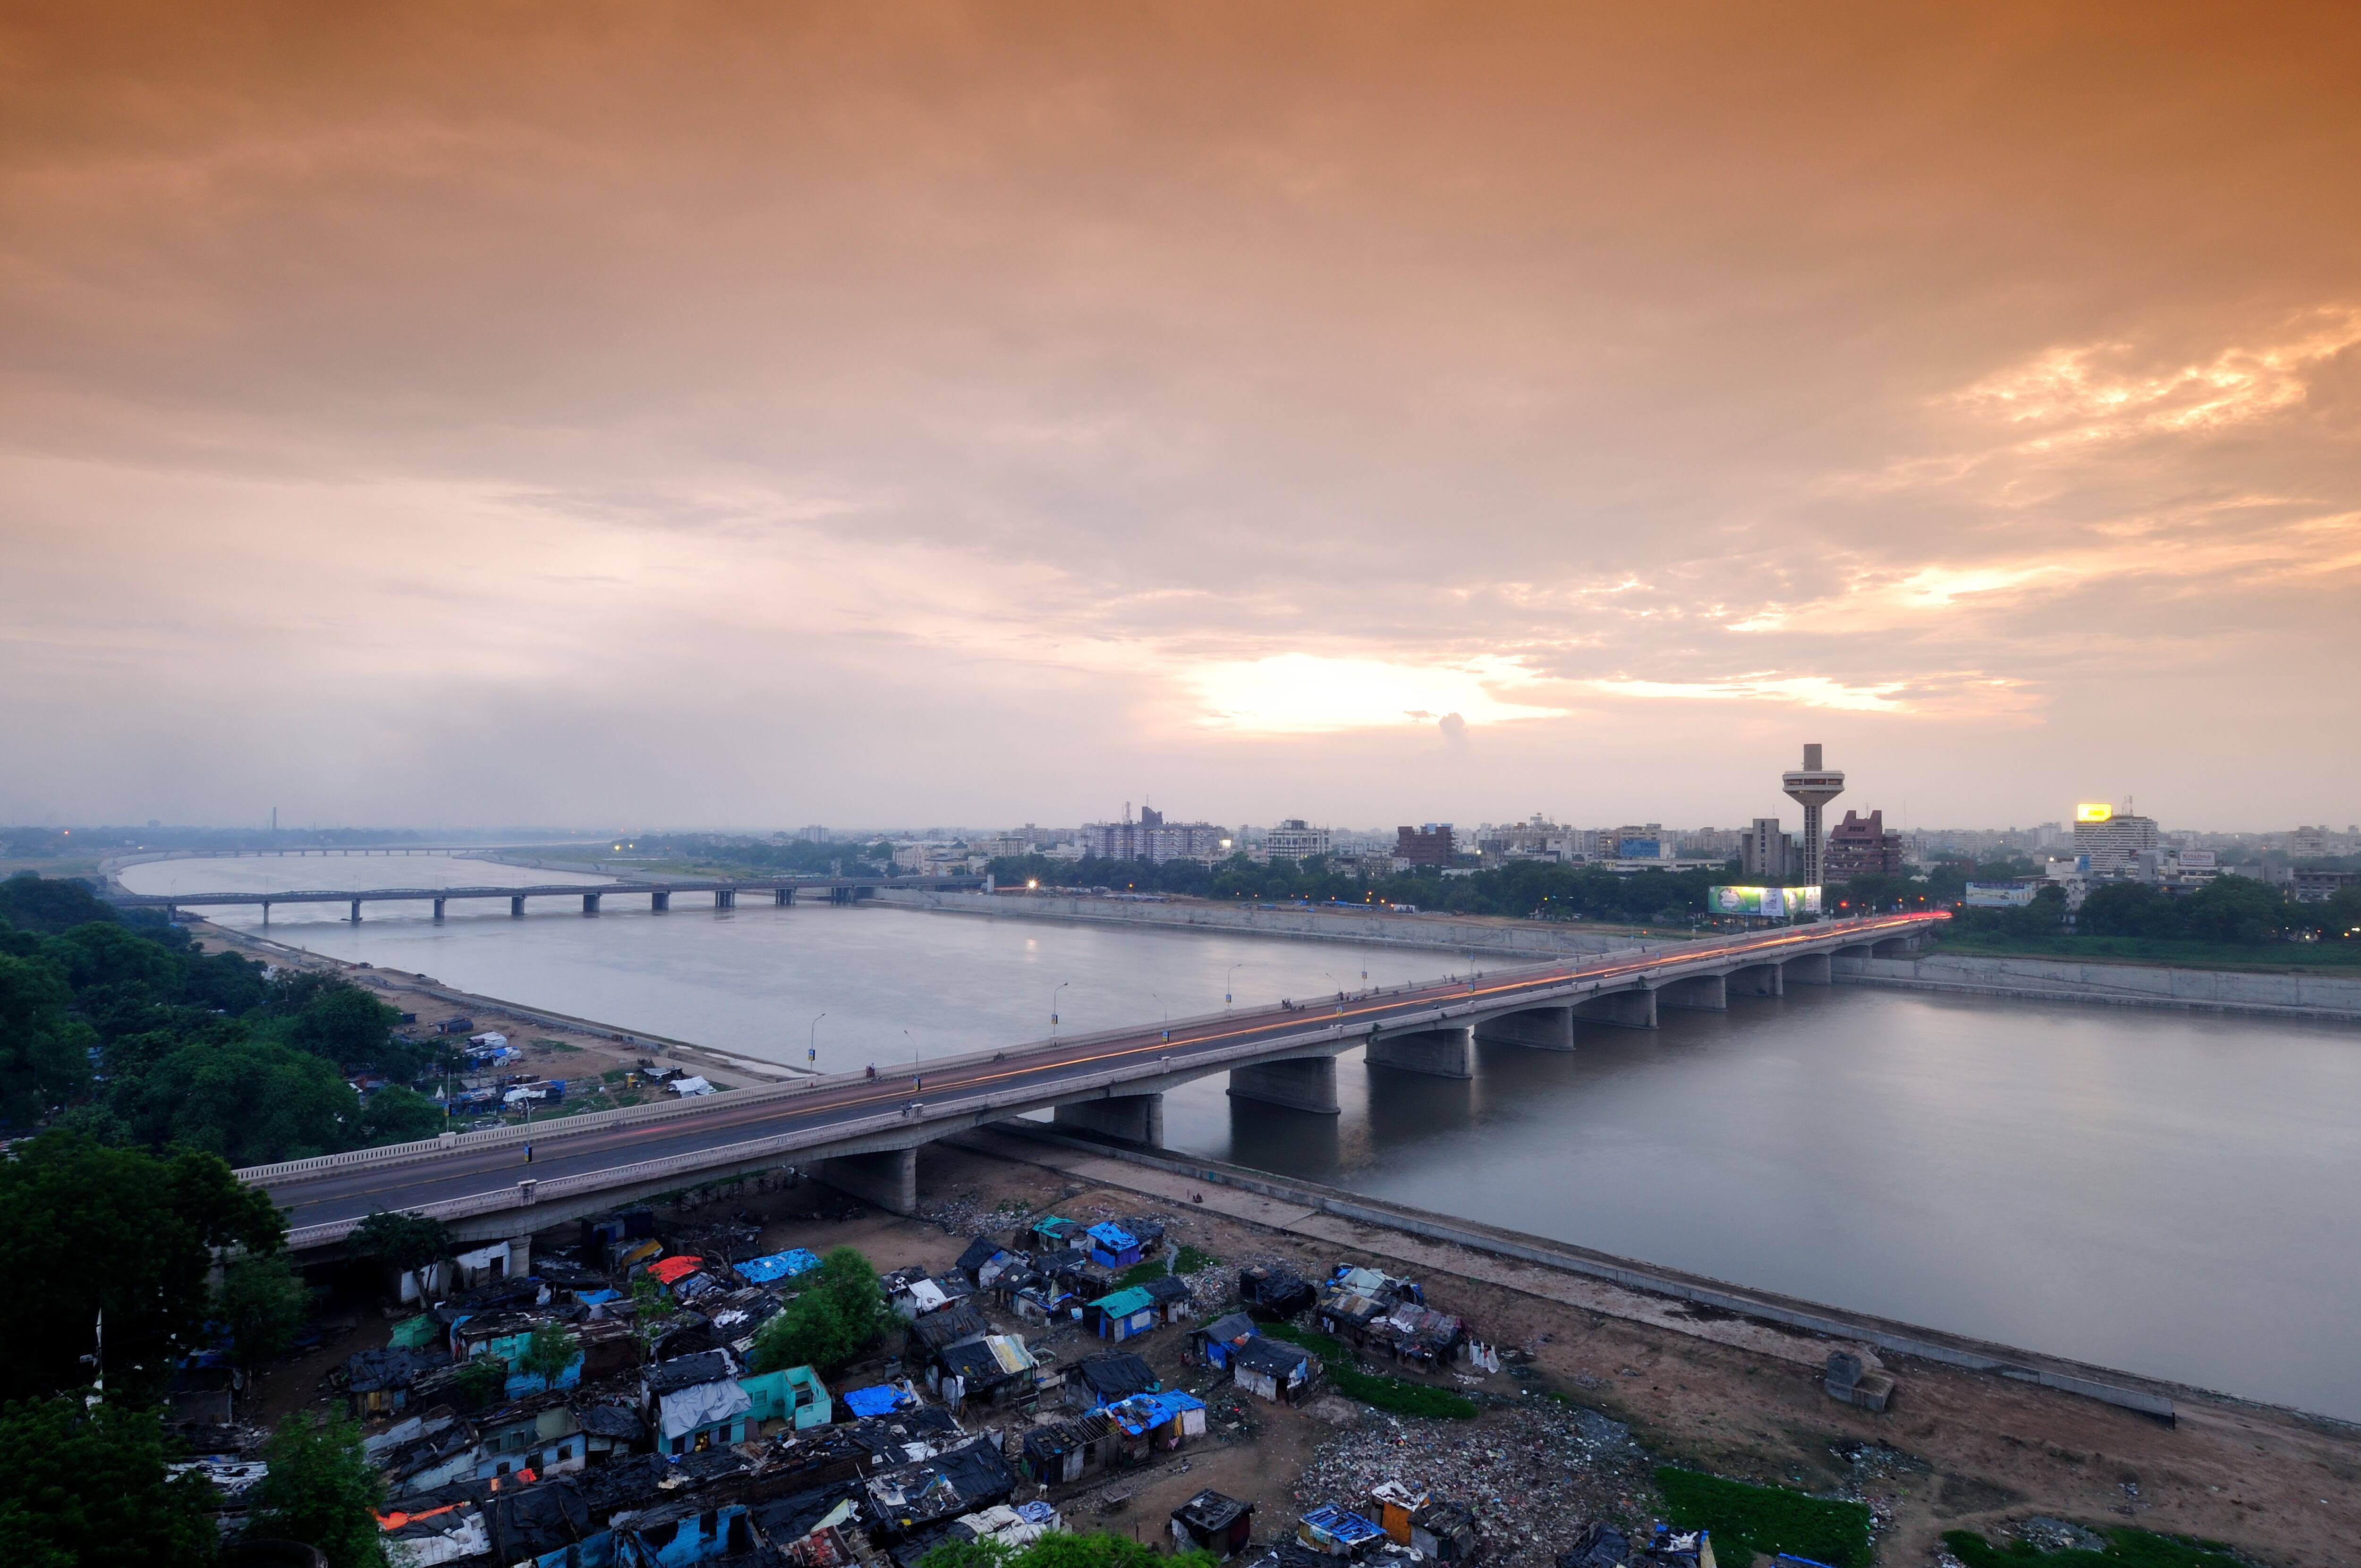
left=2075, top=803, right=2114, bottom=823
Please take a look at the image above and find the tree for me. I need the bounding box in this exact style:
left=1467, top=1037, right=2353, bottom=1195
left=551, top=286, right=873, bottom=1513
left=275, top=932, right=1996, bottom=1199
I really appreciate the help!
left=348, top=1211, right=453, bottom=1307
left=0, top=950, right=92, bottom=1123
left=450, top=1356, right=509, bottom=1411
left=515, top=1320, right=581, bottom=1392
left=244, top=1409, right=387, bottom=1568
left=0, top=1132, right=285, bottom=1404
left=357, top=1084, right=445, bottom=1145
left=0, top=1395, right=221, bottom=1568
left=749, top=1246, right=891, bottom=1375
left=291, top=983, right=403, bottom=1068
left=115, top=1035, right=359, bottom=1166
left=216, top=1253, right=313, bottom=1378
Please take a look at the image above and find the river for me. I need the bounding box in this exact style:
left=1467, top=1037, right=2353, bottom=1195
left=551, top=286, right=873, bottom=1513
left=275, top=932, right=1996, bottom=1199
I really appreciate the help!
left=121, top=855, right=2361, bottom=1420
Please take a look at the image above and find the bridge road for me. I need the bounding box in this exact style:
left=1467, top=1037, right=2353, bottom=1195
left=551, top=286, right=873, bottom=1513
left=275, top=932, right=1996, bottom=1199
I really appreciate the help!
left=263, top=912, right=1943, bottom=1236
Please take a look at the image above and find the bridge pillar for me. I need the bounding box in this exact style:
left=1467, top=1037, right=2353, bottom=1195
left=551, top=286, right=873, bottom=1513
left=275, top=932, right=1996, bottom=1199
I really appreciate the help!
left=432, top=897, right=447, bottom=922
left=1784, top=953, right=1833, bottom=986
left=1574, top=988, right=1657, bottom=1030
left=1366, top=1026, right=1474, bottom=1078
left=651, top=890, right=670, bottom=912
left=1729, top=963, right=1784, bottom=999
left=1656, top=973, right=1727, bottom=1011
left=582, top=892, right=602, bottom=915
left=775, top=887, right=793, bottom=906
left=349, top=898, right=363, bottom=924
left=1474, top=1006, right=1577, bottom=1051
left=1228, top=1056, right=1340, bottom=1115
left=819, top=1148, right=917, bottom=1215
left=511, top=896, right=526, bottom=918
left=715, top=889, right=736, bottom=909
left=1053, top=1092, right=1165, bottom=1145
left=1871, top=935, right=1919, bottom=958
left=260, top=902, right=268, bottom=927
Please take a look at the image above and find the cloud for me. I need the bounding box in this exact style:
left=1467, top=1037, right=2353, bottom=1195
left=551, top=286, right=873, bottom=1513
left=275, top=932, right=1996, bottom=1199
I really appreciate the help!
left=1180, top=654, right=1562, bottom=736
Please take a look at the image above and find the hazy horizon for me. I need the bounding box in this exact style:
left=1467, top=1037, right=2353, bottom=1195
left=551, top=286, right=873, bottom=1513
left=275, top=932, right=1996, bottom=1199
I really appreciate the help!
left=4, top=4, right=2354, bottom=832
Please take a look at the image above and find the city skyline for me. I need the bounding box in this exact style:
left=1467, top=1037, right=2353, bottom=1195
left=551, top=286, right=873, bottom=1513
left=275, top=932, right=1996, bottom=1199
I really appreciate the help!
left=3, top=4, right=2354, bottom=830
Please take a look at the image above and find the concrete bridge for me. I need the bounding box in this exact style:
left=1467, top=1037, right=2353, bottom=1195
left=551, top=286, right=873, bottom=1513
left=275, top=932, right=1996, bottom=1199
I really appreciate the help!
left=247, top=912, right=1942, bottom=1263
left=109, top=874, right=986, bottom=924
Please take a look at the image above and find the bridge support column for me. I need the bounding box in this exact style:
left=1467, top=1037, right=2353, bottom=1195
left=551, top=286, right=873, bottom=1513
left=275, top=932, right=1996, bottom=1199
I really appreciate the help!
left=1366, top=1026, right=1474, bottom=1078
left=432, top=897, right=447, bottom=922
left=715, top=889, right=736, bottom=909
left=651, top=890, right=670, bottom=912
left=1784, top=953, right=1833, bottom=986
left=503, top=1233, right=532, bottom=1279
left=1474, top=1006, right=1577, bottom=1051
left=511, top=896, right=526, bottom=917
left=1575, top=989, right=1657, bottom=1030
left=582, top=892, right=602, bottom=915
left=1656, top=973, right=1727, bottom=1012
left=1053, top=1093, right=1165, bottom=1145
left=775, top=887, right=794, bottom=906
left=819, top=1148, right=917, bottom=1215
left=349, top=898, right=363, bottom=924
left=260, top=903, right=268, bottom=927
left=1228, top=1056, right=1340, bottom=1115
left=1729, top=963, right=1784, bottom=999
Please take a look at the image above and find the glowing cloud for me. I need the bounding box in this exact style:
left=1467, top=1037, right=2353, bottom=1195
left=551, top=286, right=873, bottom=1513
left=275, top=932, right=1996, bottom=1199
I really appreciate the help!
left=1183, top=653, right=1563, bottom=734
left=1588, top=675, right=1911, bottom=713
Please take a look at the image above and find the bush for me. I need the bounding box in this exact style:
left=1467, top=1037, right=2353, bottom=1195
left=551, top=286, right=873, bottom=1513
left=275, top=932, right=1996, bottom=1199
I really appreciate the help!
left=1941, top=1527, right=2243, bottom=1568
left=1259, top=1322, right=1476, bottom=1418
left=450, top=1356, right=508, bottom=1411
left=917, top=1531, right=1221, bottom=1568
left=749, top=1246, right=892, bottom=1374
left=245, top=1409, right=388, bottom=1568
left=1174, top=1244, right=1220, bottom=1274
left=1655, top=1469, right=1872, bottom=1568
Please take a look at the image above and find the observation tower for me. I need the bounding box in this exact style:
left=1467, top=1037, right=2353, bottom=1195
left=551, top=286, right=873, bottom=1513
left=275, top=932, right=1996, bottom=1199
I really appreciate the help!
left=1781, top=742, right=1846, bottom=895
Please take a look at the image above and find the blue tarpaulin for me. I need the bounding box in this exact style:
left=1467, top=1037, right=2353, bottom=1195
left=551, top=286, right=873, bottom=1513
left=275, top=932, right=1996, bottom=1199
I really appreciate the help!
left=738, top=1249, right=824, bottom=1284
left=841, top=1383, right=913, bottom=1418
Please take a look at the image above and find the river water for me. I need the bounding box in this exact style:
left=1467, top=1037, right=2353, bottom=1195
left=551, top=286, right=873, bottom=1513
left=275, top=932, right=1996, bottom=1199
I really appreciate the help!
left=122, top=856, right=2361, bottom=1419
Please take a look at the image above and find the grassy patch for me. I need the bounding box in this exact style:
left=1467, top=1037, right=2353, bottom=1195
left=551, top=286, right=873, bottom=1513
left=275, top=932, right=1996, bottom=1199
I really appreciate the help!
left=535, top=1038, right=582, bottom=1051
left=1655, top=1468, right=1873, bottom=1568
left=1260, top=1322, right=1347, bottom=1359
left=1259, top=1323, right=1475, bottom=1419
left=1115, top=1260, right=1169, bottom=1289
left=1174, top=1244, right=1220, bottom=1274
left=1942, top=1527, right=2243, bottom=1568
left=601, top=1068, right=629, bottom=1083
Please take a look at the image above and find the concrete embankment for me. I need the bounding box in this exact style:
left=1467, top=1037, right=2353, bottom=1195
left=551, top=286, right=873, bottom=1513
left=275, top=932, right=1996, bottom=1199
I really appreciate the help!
left=875, top=887, right=1660, bottom=960
left=1836, top=950, right=2361, bottom=1023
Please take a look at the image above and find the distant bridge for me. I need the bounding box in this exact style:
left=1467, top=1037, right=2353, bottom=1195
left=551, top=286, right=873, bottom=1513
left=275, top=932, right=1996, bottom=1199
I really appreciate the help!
left=245, top=912, right=1945, bottom=1256
left=108, top=875, right=986, bottom=923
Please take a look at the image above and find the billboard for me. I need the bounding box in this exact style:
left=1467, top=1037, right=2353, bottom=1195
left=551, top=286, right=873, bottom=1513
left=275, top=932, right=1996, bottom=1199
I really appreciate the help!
left=2075, top=803, right=2114, bottom=823
left=1965, top=881, right=2039, bottom=907
left=2179, top=849, right=2217, bottom=869
left=1617, top=837, right=1662, bottom=860
left=1709, top=885, right=1823, bottom=917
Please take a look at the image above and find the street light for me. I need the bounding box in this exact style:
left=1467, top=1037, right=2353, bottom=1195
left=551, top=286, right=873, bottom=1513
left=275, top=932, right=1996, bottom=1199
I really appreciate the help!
left=808, top=1012, right=825, bottom=1069
left=1151, top=992, right=1169, bottom=1042
left=1052, top=981, right=1070, bottom=1036
left=1224, top=963, right=1242, bottom=1007
left=905, top=1029, right=920, bottom=1078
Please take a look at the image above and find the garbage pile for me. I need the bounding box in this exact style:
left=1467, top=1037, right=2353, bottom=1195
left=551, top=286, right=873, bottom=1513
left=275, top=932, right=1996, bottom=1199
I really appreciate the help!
left=1294, top=1402, right=1656, bottom=1568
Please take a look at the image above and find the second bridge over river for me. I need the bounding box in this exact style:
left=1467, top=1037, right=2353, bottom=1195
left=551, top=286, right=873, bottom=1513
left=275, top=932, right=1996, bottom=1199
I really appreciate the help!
left=247, top=911, right=1944, bottom=1257
left=110, top=873, right=986, bottom=923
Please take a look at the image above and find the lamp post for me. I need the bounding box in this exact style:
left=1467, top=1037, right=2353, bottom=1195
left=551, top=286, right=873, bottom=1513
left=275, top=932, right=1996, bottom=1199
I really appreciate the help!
left=1151, top=992, right=1169, bottom=1042
left=1224, top=964, right=1242, bottom=1007
left=1052, top=981, right=1070, bottom=1037
left=808, top=1012, right=824, bottom=1069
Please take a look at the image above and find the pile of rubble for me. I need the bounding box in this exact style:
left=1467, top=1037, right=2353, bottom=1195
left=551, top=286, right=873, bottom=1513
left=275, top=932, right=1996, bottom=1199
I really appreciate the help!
left=1295, top=1402, right=1657, bottom=1568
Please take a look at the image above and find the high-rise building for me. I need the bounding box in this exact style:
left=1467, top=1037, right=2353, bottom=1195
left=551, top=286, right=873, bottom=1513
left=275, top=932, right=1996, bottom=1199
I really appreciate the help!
left=1741, top=817, right=1794, bottom=879
left=2072, top=804, right=2158, bottom=876
left=1394, top=824, right=1456, bottom=867
left=1262, top=819, right=1332, bottom=861
left=1597, top=823, right=1666, bottom=860
left=1079, top=803, right=1231, bottom=863
left=1824, top=809, right=1904, bottom=883
left=1780, top=744, right=1845, bottom=890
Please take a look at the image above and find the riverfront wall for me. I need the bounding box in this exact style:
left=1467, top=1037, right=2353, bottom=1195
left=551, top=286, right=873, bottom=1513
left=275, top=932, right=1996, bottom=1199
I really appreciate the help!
left=876, top=888, right=1650, bottom=960
left=1835, top=951, right=2361, bottom=1023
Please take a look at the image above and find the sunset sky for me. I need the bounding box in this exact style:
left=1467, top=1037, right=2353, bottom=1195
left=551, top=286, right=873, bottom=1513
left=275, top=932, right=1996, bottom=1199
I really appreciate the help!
left=3, top=3, right=2354, bottom=832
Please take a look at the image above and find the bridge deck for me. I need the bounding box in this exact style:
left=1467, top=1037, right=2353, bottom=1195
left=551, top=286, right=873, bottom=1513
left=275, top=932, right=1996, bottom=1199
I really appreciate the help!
left=253, top=913, right=1942, bottom=1246
left=112, top=875, right=984, bottom=907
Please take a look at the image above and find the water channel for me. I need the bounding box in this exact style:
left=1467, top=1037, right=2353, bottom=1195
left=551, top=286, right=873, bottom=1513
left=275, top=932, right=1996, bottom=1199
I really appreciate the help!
left=120, top=855, right=2361, bottom=1420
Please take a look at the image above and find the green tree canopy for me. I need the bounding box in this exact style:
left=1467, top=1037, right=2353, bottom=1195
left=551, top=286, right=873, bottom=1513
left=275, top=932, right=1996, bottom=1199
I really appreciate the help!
left=357, top=1084, right=445, bottom=1146
left=0, top=948, right=92, bottom=1124
left=0, top=1395, right=221, bottom=1568
left=215, top=1252, right=313, bottom=1377
left=115, top=1035, right=360, bottom=1166
left=348, top=1211, right=453, bottom=1305
left=245, top=1409, right=388, bottom=1568
left=0, top=1131, right=285, bottom=1404
left=516, top=1321, right=581, bottom=1391
left=749, top=1246, right=892, bottom=1375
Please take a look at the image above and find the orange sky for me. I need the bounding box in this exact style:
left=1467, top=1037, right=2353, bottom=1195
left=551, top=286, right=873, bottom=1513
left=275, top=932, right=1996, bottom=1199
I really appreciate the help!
left=2, top=3, right=2354, bottom=831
